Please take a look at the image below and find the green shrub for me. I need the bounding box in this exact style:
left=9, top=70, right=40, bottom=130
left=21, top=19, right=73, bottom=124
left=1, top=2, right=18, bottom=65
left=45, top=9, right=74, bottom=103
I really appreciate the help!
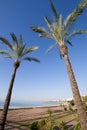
left=59, top=121, right=68, bottom=130
left=39, top=119, right=47, bottom=126
left=74, top=122, right=81, bottom=130
left=39, top=119, right=47, bottom=130
left=30, top=121, right=40, bottom=130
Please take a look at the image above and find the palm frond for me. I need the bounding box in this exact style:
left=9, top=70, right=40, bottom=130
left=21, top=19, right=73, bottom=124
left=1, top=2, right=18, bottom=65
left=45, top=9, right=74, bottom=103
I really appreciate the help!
left=39, top=32, right=53, bottom=39
left=64, top=0, right=87, bottom=31
left=66, top=40, right=72, bottom=46
left=22, top=46, right=39, bottom=57
left=23, top=57, right=40, bottom=63
left=58, top=15, right=63, bottom=31
left=50, top=0, right=59, bottom=22
left=20, top=35, right=23, bottom=44
left=0, top=50, right=14, bottom=59
left=31, top=26, right=53, bottom=39
left=17, top=43, right=26, bottom=57
left=44, top=16, right=53, bottom=31
left=4, top=55, right=13, bottom=59
left=0, top=50, right=9, bottom=54
left=30, top=26, right=46, bottom=33
left=57, top=14, right=63, bottom=41
left=46, top=43, right=57, bottom=53
left=0, top=37, right=13, bottom=50
left=10, top=33, right=18, bottom=49
left=68, top=30, right=87, bottom=38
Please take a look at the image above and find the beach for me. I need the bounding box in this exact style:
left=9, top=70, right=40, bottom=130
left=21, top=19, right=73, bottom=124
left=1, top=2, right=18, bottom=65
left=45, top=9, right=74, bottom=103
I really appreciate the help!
left=0, top=106, right=64, bottom=130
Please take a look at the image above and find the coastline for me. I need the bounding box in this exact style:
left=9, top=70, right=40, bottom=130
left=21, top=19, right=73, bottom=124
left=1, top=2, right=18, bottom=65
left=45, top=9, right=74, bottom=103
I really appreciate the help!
left=0, top=101, right=60, bottom=110
left=0, top=105, right=59, bottom=110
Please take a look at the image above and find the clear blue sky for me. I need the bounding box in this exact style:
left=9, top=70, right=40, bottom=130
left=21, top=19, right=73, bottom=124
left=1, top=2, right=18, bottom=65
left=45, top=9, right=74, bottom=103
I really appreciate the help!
left=0, top=0, right=87, bottom=102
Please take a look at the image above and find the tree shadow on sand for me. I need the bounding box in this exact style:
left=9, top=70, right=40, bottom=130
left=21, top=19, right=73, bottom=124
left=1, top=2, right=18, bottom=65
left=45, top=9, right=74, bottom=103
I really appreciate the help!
left=4, top=120, right=28, bottom=130
left=53, top=124, right=74, bottom=130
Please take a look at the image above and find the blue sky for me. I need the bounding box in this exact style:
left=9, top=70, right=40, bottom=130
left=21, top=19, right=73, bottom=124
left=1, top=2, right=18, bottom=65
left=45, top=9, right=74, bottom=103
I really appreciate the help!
left=0, top=0, right=87, bottom=102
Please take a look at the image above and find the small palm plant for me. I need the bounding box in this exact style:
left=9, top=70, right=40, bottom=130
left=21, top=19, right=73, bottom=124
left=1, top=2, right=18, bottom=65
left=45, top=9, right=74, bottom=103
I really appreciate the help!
left=0, top=33, right=39, bottom=130
left=47, top=109, right=55, bottom=130
left=39, top=119, right=47, bottom=130
left=30, top=0, right=87, bottom=129
left=59, top=121, right=68, bottom=130
left=74, top=122, right=81, bottom=130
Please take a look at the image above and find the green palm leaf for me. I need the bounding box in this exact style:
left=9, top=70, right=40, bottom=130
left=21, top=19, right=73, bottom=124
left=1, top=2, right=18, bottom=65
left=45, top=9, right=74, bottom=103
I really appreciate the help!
left=20, top=35, right=23, bottom=45
left=66, top=40, right=72, bottom=46
left=46, top=43, right=57, bottom=53
left=0, top=37, right=13, bottom=50
left=58, top=15, right=63, bottom=31
left=0, top=50, right=15, bottom=59
left=68, top=30, right=87, bottom=38
left=17, top=43, right=26, bottom=57
left=0, top=50, right=9, bottom=54
left=4, top=55, right=13, bottom=59
left=39, top=32, right=53, bottom=39
left=10, top=33, right=18, bottom=49
left=23, top=57, right=40, bottom=62
left=30, top=26, right=46, bottom=33
left=44, top=16, right=53, bottom=31
left=50, top=0, right=59, bottom=22
left=64, top=0, right=87, bottom=31
left=30, top=26, right=53, bottom=39
left=22, top=46, right=39, bottom=56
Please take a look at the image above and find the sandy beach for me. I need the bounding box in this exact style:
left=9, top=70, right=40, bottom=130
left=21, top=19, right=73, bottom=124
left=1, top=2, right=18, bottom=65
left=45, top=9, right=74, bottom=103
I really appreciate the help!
left=0, top=106, right=64, bottom=130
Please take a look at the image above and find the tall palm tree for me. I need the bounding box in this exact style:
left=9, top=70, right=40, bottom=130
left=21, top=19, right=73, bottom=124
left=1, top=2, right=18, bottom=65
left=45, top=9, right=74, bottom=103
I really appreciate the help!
left=0, top=33, right=39, bottom=130
left=31, top=0, right=87, bottom=129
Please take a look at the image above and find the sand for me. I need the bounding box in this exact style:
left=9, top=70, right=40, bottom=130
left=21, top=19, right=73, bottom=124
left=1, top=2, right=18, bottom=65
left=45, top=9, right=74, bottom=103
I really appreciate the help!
left=0, top=106, right=64, bottom=130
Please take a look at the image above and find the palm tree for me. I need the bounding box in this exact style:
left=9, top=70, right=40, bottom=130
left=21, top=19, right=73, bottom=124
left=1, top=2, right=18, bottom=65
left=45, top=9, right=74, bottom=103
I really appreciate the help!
left=0, top=33, right=39, bottom=130
left=30, top=0, right=87, bottom=129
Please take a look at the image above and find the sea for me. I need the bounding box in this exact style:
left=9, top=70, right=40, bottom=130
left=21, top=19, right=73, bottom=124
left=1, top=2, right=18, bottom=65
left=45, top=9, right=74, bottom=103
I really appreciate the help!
left=0, top=101, right=59, bottom=109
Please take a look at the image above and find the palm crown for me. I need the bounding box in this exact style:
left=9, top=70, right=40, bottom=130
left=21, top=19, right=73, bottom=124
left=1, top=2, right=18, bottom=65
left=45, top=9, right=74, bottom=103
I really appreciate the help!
left=0, top=33, right=40, bottom=63
left=31, top=0, right=87, bottom=52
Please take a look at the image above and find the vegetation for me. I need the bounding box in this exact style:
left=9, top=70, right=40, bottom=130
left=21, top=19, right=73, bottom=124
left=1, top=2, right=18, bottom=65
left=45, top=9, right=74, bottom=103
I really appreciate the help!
left=30, top=121, right=40, bottom=130
left=31, top=0, right=87, bottom=129
left=47, top=109, right=55, bottom=130
left=68, top=96, right=87, bottom=111
left=59, top=121, right=68, bottom=130
left=0, top=33, right=39, bottom=130
left=68, top=99, right=75, bottom=107
left=74, top=122, right=81, bottom=130
left=29, top=109, right=55, bottom=130
left=82, top=95, right=87, bottom=110
left=39, top=119, right=47, bottom=130
left=28, top=107, right=78, bottom=130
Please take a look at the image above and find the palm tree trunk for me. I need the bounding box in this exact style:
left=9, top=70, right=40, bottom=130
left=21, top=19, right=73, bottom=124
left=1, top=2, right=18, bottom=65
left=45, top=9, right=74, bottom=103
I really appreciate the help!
left=0, top=65, right=18, bottom=130
left=64, top=54, right=87, bottom=130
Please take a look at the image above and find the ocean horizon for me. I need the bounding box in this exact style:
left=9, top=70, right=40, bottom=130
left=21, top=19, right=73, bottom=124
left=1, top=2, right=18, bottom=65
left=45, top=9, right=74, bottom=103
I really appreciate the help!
left=0, top=101, right=60, bottom=108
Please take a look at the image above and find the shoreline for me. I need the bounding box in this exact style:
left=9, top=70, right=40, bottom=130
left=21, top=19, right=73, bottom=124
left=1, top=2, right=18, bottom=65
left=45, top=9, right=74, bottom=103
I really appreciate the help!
left=0, top=105, right=60, bottom=110
left=0, top=101, right=60, bottom=110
